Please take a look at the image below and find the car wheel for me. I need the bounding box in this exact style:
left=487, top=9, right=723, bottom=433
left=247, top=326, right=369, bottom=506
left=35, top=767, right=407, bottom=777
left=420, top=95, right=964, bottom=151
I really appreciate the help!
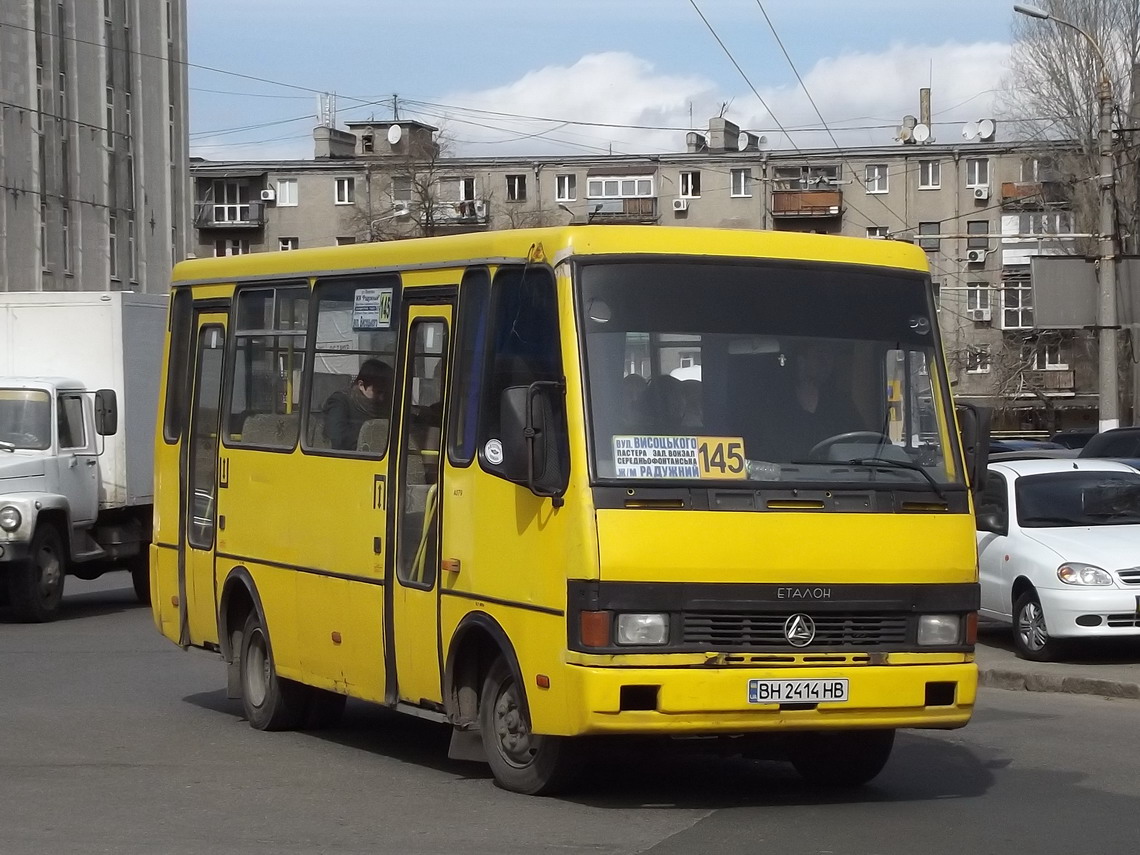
left=9, top=523, right=66, bottom=622
left=1013, top=589, right=1063, bottom=662
left=479, top=657, right=582, bottom=795
left=787, top=729, right=895, bottom=787
left=238, top=611, right=308, bottom=731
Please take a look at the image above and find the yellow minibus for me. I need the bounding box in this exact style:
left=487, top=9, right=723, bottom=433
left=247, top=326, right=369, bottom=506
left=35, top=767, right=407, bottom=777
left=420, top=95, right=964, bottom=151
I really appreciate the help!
left=152, top=226, right=988, bottom=794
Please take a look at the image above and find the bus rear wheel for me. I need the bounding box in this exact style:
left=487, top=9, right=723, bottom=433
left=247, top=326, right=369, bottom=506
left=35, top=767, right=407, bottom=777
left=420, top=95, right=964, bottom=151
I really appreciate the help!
left=479, top=657, right=581, bottom=795
left=787, top=729, right=895, bottom=787
left=238, top=612, right=307, bottom=731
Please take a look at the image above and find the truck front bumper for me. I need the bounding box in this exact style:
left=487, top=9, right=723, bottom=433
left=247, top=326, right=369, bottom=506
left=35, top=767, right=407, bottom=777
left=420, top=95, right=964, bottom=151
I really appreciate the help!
left=0, top=541, right=31, bottom=563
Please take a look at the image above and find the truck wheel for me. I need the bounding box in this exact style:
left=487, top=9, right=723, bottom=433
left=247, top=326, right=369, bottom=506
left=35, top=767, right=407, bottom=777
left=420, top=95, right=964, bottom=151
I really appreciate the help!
left=128, top=553, right=151, bottom=605
left=788, top=729, right=895, bottom=787
left=9, top=524, right=67, bottom=622
left=238, top=611, right=307, bottom=731
left=479, top=657, right=582, bottom=795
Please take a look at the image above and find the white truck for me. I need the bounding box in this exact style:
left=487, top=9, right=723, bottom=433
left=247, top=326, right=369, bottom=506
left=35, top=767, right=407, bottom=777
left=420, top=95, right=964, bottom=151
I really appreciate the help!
left=0, top=292, right=165, bottom=621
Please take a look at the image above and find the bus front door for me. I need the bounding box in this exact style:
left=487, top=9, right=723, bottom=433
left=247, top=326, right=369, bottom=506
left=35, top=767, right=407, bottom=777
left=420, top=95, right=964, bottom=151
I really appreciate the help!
left=389, top=304, right=452, bottom=707
left=179, top=314, right=227, bottom=647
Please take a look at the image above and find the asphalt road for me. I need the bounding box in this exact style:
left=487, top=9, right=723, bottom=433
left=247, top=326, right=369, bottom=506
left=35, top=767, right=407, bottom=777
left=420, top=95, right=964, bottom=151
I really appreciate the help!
left=3, top=576, right=1139, bottom=855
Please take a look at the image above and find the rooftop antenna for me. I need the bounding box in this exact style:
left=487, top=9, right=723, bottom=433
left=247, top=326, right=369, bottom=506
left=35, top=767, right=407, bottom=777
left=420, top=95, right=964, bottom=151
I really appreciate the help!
left=392, top=93, right=399, bottom=121
left=317, top=92, right=336, bottom=129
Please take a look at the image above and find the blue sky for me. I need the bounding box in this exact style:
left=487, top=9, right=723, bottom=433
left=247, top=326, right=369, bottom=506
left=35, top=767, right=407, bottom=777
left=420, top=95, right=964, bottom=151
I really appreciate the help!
left=188, top=0, right=1022, bottom=161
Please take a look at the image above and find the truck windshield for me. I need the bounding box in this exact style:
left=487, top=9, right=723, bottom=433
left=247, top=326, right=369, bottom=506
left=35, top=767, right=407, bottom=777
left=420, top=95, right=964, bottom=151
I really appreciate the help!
left=0, top=389, right=51, bottom=451
left=578, top=260, right=963, bottom=489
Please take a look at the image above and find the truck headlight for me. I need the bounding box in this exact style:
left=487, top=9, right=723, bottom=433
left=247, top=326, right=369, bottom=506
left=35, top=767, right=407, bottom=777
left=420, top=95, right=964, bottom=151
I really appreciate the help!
left=917, top=614, right=961, bottom=646
left=0, top=506, right=21, bottom=532
left=1057, top=563, right=1113, bottom=586
left=616, top=613, right=669, bottom=645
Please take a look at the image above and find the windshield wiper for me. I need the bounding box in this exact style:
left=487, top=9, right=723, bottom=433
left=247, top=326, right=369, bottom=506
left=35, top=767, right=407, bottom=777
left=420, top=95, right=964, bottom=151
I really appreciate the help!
left=841, top=457, right=946, bottom=499
left=0, top=440, right=14, bottom=453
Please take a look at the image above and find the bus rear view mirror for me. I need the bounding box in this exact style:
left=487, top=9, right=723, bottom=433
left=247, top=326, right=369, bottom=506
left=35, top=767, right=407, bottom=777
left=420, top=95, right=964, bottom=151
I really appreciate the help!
left=955, top=402, right=991, bottom=496
left=498, top=382, right=568, bottom=504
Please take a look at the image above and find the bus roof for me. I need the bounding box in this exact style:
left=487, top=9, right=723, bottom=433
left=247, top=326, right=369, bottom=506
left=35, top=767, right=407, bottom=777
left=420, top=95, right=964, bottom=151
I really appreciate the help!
left=173, top=225, right=930, bottom=285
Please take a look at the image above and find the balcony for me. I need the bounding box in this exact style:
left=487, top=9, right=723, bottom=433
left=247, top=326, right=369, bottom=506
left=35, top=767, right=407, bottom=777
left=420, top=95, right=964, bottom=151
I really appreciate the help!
left=586, top=197, right=658, bottom=223
left=1000, top=181, right=1067, bottom=207
left=431, top=199, right=489, bottom=226
left=193, top=201, right=266, bottom=230
left=1022, top=369, right=1075, bottom=392
left=771, top=189, right=843, bottom=218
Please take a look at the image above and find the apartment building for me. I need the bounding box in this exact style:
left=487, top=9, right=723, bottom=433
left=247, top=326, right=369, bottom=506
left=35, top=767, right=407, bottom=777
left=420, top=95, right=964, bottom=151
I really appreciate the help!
left=188, top=116, right=1092, bottom=430
left=0, top=0, right=190, bottom=295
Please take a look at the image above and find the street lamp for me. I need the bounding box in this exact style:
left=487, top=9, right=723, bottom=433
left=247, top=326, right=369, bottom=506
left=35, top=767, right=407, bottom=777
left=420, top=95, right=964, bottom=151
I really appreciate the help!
left=1014, top=3, right=1119, bottom=430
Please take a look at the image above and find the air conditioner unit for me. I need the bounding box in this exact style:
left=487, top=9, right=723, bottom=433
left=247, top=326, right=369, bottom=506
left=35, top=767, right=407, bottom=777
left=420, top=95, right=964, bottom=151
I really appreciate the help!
left=473, top=200, right=487, bottom=217
left=260, top=188, right=276, bottom=202
left=966, top=249, right=988, bottom=264
left=973, top=185, right=990, bottom=201
left=672, top=198, right=689, bottom=212
left=967, top=308, right=992, bottom=322
left=393, top=201, right=410, bottom=216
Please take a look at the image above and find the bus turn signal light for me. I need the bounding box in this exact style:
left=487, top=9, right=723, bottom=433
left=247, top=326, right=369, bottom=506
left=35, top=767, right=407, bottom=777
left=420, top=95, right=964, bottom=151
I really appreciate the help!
left=580, top=610, right=612, bottom=648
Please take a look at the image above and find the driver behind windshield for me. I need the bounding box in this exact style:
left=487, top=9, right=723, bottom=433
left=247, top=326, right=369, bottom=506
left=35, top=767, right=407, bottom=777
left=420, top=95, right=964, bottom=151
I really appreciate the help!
left=780, top=340, right=872, bottom=461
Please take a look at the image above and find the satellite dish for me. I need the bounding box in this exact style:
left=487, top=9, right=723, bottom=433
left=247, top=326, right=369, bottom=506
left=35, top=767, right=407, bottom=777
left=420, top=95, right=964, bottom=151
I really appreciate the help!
left=978, top=118, right=996, bottom=140
left=896, top=126, right=913, bottom=143
left=756, top=135, right=769, bottom=151
left=738, top=133, right=752, bottom=152
left=912, top=123, right=931, bottom=143
left=961, top=121, right=979, bottom=140
left=386, top=124, right=403, bottom=145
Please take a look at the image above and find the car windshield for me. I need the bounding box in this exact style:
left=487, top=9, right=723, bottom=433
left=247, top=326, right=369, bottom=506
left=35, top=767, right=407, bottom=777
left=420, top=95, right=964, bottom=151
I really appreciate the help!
left=1016, top=471, right=1140, bottom=527
left=578, top=260, right=963, bottom=489
left=0, top=389, right=51, bottom=450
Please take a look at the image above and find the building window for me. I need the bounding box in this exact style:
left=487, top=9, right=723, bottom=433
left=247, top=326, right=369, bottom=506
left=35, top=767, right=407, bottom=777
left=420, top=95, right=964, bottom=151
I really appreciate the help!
left=458, top=177, right=476, bottom=201
left=361, top=134, right=374, bottom=153
left=211, top=180, right=250, bottom=223
left=1019, top=211, right=1073, bottom=236
left=1020, top=156, right=1056, bottom=182
left=679, top=171, right=701, bottom=198
left=919, top=159, right=940, bottom=189
left=214, top=238, right=248, bottom=257
left=967, top=283, right=991, bottom=312
left=506, top=174, right=527, bottom=202
left=966, top=157, right=989, bottom=188
left=276, top=178, right=298, bottom=207
left=392, top=175, right=413, bottom=203
left=730, top=168, right=752, bottom=197
left=586, top=176, right=654, bottom=198
left=335, top=177, right=355, bottom=205
left=865, top=164, right=888, bottom=194
left=967, top=220, right=989, bottom=250
left=62, top=208, right=71, bottom=273
left=279, top=237, right=298, bottom=251
left=109, top=215, right=118, bottom=277
left=1024, top=339, right=1067, bottom=370
left=128, top=217, right=138, bottom=282
left=556, top=174, right=576, bottom=202
left=867, top=226, right=888, bottom=239
left=917, top=222, right=940, bottom=252
left=966, top=346, right=992, bottom=374
left=105, top=86, right=114, bottom=146
left=1002, top=278, right=1034, bottom=329
left=336, top=236, right=356, bottom=246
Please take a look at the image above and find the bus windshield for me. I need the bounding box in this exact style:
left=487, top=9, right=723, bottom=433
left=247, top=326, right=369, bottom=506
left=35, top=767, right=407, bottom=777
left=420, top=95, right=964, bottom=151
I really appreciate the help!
left=578, top=260, right=963, bottom=488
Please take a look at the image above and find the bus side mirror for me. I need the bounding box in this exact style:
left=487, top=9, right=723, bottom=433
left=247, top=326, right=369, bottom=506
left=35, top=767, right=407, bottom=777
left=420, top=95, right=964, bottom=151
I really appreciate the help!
left=956, top=403, right=991, bottom=495
left=499, top=382, right=568, bottom=505
left=94, top=389, right=119, bottom=436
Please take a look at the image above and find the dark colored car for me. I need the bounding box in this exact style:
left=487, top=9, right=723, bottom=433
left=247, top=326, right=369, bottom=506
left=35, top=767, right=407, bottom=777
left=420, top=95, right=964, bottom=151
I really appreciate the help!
left=1077, top=427, right=1140, bottom=469
left=1050, top=428, right=1097, bottom=450
left=988, top=438, right=1065, bottom=456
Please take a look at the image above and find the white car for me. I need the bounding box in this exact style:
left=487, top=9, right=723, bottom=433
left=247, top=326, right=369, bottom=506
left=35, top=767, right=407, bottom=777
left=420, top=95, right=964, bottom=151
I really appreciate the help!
left=977, top=458, right=1140, bottom=661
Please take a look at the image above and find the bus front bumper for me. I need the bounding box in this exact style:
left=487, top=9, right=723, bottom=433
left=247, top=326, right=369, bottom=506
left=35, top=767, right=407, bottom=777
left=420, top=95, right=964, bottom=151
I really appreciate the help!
left=550, top=661, right=977, bottom=736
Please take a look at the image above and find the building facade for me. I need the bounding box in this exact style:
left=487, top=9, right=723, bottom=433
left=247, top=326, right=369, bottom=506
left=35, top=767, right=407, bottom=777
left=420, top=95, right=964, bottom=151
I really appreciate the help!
left=0, top=0, right=190, bottom=295
left=189, top=116, right=1092, bottom=430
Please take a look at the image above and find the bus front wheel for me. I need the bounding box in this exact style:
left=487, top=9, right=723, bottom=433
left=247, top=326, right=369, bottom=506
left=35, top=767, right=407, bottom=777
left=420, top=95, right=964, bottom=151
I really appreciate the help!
left=479, top=657, right=581, bottom=795
left=238, top=612, right=308, bottom=731
left=787, top=729, right=895, bottom=787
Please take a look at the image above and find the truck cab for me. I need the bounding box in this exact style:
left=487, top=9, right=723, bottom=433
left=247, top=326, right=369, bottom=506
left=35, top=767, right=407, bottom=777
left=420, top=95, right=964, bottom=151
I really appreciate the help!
left=0, top=377, right=141, bottom=621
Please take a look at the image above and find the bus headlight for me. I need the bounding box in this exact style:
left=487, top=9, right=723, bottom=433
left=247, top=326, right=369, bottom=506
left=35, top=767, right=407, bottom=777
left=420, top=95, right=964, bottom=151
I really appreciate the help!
left=0, top=506, right=21, bottom=532
left=917, top=614, right=961, bottom=646
left=1057, top=563, right=1112, bottom=586
left=616, top=613, right=669, bottom=645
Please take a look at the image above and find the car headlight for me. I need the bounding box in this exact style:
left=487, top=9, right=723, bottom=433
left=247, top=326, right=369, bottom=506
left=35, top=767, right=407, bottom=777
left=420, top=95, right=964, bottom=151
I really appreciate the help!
left=917, top=614, right=961, bottom=646
left=615, top=613, right=669, bottom=645
left=1057, top=563, right=1113, bottom=586
left=0, top=506, right=21, bottom=532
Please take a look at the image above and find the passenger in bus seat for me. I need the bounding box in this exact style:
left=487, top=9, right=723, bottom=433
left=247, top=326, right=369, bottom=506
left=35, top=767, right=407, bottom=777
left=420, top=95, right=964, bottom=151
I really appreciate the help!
left=322, top=358, right=393, bottom=450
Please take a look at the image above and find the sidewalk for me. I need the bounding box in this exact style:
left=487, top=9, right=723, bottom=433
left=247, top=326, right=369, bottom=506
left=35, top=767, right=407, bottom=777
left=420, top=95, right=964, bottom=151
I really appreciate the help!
left=976, top=624, right=1140, bottom=700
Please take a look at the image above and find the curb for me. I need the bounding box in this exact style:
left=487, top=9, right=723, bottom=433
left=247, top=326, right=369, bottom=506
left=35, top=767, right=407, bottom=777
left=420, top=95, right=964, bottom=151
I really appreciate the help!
left=979, top=667, right=1140, bottom=700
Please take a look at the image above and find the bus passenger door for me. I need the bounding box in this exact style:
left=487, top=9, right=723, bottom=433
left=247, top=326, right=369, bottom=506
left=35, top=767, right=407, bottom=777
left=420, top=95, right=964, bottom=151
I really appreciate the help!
left=389, top=303, right=452, bottom=707
left=180, top=314, right=227, bottom=647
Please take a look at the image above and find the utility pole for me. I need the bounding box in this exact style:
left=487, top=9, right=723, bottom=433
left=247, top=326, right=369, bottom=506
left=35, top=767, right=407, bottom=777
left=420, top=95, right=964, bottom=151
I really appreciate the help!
left=1015, top=4, right=1120, bottom=430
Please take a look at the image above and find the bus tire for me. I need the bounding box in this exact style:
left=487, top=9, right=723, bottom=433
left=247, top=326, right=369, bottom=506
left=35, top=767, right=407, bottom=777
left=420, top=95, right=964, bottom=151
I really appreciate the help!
left=9, top=523, right=66, bottom=623
left=788, top=729, right=895, bottom=787
left=238, top=611, right=307, bottom=731
left=128, top=553, right=150, bottom=605
left=479, top=657, right=581, bottom=795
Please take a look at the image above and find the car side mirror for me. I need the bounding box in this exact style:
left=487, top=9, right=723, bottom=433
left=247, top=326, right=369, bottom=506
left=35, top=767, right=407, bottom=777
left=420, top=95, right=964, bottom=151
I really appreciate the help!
left=976, top=509, right=1007, bottom=536
left=956, top=403, right=991, bottom=496
left=94, top=388, right=119, bottom=436
left=498, top=381, right=568, bottom=505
